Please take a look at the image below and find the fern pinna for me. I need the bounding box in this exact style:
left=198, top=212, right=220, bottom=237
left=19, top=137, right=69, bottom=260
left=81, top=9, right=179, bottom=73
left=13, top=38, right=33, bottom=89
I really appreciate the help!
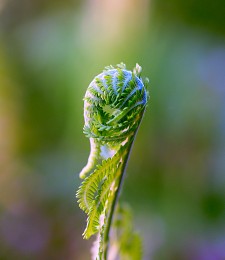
left=76, top=63, right=149, bottom=260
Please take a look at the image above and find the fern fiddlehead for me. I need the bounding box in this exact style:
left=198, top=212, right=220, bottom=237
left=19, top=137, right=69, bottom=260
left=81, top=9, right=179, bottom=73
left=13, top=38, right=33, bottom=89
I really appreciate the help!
left=76, top=63, right=149, bottom=260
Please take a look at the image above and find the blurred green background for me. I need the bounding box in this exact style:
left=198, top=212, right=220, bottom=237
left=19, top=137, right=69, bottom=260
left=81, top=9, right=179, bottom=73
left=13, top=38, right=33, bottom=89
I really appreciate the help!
left=0, top=0, right=225, bottom=259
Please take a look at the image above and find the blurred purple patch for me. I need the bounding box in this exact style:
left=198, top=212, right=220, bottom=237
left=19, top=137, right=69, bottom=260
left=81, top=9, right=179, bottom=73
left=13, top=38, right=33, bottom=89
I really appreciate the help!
left=0, top=205, right=50, bottom=255
left=189, top=236, right=225, bottom=260
left=198, top=47, right=225, bottom=95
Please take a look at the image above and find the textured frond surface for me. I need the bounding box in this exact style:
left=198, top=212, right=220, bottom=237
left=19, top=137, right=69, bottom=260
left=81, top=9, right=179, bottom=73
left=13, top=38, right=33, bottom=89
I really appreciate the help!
left=76, top=63, right=149, bottom=259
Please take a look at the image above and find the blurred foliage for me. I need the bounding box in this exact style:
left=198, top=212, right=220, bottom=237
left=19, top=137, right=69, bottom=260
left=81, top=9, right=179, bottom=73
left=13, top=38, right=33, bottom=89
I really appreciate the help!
left=154, top=0, right=225, bottom=35
left=0, top=0, right=225, bottom=259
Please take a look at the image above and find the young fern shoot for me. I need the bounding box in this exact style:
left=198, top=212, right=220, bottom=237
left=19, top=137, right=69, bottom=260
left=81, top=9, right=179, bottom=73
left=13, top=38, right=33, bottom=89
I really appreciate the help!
left=76, top=63, right=149, bottom=260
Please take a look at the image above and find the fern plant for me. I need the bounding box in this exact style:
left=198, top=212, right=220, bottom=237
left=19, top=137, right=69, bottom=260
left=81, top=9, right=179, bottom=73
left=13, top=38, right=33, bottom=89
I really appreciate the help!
left=76, top=63, right=149, bottom=260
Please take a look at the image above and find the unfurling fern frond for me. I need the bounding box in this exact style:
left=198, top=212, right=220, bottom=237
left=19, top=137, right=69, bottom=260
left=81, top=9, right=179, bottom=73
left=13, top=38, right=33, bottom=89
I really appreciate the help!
left=76, top=63, right=149, bottom=260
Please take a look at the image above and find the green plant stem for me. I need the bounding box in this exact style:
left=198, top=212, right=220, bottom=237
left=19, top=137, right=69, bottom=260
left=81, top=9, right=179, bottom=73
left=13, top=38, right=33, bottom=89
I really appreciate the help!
left=103, top=110, right=145, bottom=260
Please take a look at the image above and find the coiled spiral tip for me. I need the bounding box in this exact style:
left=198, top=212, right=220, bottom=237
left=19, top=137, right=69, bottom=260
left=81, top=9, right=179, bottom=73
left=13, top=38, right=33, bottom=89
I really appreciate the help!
left=84, top=63, right=149, bottom=141
left=80, top=63, right=149, bottom=179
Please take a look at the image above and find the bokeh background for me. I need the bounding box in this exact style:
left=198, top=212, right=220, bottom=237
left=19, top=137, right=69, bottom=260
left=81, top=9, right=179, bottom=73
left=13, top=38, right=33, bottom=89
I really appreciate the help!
left=0, top=0, right=225, bottom=259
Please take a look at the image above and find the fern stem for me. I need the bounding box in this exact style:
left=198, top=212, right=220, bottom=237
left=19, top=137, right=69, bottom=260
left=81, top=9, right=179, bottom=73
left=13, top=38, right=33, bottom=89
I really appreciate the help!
left=77, top=63, right=149, bottom=260
left=103, top=109, right=145, bottom=260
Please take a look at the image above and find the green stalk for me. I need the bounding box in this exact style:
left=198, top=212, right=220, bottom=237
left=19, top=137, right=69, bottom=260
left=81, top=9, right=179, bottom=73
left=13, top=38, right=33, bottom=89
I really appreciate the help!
left=103, top=109, right=145, bottom=260
left=76, top=63, right=149, bottom=260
